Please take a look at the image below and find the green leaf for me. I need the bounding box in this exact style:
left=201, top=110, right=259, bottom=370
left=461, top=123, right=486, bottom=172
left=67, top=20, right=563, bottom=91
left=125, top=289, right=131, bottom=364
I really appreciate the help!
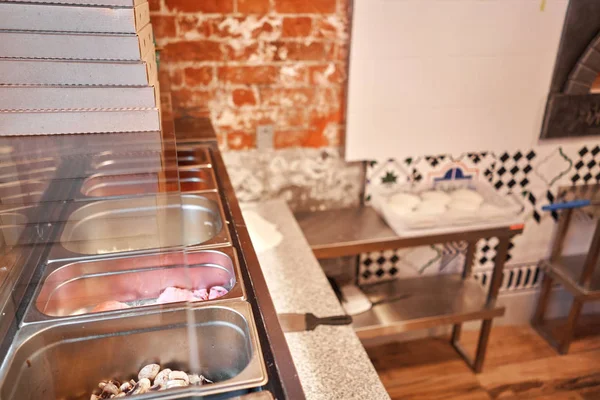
left=381, top=171, right=398, bottom=184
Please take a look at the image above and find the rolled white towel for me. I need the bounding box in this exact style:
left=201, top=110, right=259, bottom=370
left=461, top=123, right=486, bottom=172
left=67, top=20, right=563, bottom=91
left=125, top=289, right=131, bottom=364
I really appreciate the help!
left=389, top=192, right=421, bottom=209
left=413, top=200, right=447, bottom=216
left=479, top=203, right=504, bottom=217
left=387, top=203, right=413, bottom=216
left=450, top=188, right=484, bottom=205
left=448, top=199, right=481, bottom=212
left=420, top=190, right=451, bottom=205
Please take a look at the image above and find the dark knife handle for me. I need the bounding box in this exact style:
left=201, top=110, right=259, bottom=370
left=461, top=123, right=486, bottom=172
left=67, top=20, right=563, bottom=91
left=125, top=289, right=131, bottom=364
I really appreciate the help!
left=306, top=313, right=353, bottom=330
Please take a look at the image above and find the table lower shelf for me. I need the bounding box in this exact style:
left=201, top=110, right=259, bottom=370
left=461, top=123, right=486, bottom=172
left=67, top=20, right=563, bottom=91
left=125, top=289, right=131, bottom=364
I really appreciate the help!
left=352, top=274, right=505, bottom=340
left=541, top=255, right=600, bottom=300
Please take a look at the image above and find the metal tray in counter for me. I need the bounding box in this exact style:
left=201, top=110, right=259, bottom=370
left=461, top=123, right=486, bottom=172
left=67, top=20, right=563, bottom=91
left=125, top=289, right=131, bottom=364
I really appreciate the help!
left=0, top=164, right=57, bottom=183
left=48, top=193, right=231, bottom=261
left=87, top=147, right=210, bottom=175
left=0, top=301, right=267, bottom=400
left=77, top=168, right=217, bottom=200
left=176, top=147, right=212, bottom=169
left=0, top=180, right=48, bottom=205
left=23, top=247, right=245, bottom=324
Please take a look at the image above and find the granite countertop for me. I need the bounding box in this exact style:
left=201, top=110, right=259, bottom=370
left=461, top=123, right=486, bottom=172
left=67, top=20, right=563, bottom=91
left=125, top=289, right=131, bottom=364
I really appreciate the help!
left=243, top=200, right=390, bottom=400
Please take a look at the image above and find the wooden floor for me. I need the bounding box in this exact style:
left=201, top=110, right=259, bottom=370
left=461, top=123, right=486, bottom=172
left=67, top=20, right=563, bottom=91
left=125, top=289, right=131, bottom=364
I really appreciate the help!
left=366, top=317, right=600, bottom=399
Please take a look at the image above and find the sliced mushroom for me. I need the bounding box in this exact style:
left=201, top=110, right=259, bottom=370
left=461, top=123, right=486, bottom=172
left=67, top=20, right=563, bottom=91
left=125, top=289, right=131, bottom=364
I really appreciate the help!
left=131, top=378, right=151, bottom=395
left=138, top=364, right=160, bottom=381
left=165, top=380, right=189, bottom=389
left=102, top=382, right=119, bottom=396
left=154, top=368, right=171, bottom=387
left=98, top=381, right=107, bottom=390
left=149, top=384, right=163, bottom=391
left=119, top=382, right=132, bottom=393
left=168, top=371, right=189, bottom=384
left=188, top=374, right=202, bottom=386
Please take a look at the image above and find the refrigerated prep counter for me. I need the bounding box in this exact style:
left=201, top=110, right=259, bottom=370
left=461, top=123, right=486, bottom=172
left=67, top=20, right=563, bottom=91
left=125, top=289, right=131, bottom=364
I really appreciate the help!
left=0, top=127, right=304, bottom=399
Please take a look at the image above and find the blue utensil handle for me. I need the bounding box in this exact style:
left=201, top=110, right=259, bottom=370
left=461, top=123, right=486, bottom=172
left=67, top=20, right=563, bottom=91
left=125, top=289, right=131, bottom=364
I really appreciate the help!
left=542, top=200, right=591, bottom=211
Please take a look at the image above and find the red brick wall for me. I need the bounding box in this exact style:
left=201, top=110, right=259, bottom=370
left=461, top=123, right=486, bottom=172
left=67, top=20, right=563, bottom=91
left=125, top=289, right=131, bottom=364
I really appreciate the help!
left=150, top=0, right=349, bottom=150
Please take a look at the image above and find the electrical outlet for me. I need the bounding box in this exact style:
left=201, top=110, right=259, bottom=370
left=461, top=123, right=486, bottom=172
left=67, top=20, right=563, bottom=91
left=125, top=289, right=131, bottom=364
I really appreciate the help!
left=256, top=125, right=274, bottom=151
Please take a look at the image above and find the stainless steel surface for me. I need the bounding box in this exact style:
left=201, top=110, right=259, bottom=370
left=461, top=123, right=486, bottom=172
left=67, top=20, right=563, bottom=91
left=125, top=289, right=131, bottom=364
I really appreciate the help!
left=0, top=213, right=27, bottom=247
left=0, top=86, right=156, bottom=111
left=0, top=302, right=267, bottom=400
left=0, top=180, right=48, bottom=205
left=25, top=248, right=244, bottom=322
left=0, top=24, right=153, bottom=61
left=353, top=274, right=504, bottom=339
left=0, top=2, right=150, bottom=33
left=180, top=169, right=217, bottom=192
left=540, top=254, right=600, bottom=299
left=89, top=150, right=165, bottom=175
left=231, top=392, right=274, bottom=400
left=79, top=169, right=216, bottom=198
left=53, top=193, right=230, bottom=259
left=177, top=148, right=212, bottom=168
left=80, top=172, right=173, bottom=198
left=0, top=162, right=57, bottom=183
left=0, top=249, right=29, bottom=346
left=295, top=206, right=524, bottom=259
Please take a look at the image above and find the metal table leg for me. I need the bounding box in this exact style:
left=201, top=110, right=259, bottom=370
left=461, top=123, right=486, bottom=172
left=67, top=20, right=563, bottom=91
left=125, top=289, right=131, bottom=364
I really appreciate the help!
left=451, top=240, right=476, bottom=343
left=451, top=236, right=510, bottom=373
left=559, top=297, right=583, bottom=354
left=532, top=273, right=553, bottom=326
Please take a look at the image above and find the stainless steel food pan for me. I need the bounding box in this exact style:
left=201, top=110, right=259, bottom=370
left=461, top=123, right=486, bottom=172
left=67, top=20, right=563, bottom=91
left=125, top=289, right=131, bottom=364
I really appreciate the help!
left=0, top=180, right=48, bottom=205
left=0, top=213, right=27, bottom=247
left=156, top=391, right=274, bottom=399
left=89, top=151, right=170, bottom=175
left=0, top=301, right=267, bottom=400
left=78, top=169, right=216, bottom=199
left=24, top=247, right=244, bottom=323
left=49, top=193, right=230, bottom=261
left=0, top=163, right=57, bottom=183
left=177, top=147, right=212, bottom=169
left=80, top=172, right=172, bottom=198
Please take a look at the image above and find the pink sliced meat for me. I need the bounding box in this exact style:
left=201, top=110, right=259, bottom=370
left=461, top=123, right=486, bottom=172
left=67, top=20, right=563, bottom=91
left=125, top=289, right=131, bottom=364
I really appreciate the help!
left=208, top=286, right=228, bottom=300
left=156, top=287, right=198, bottom=304
left=91, top=301, right=130, bottom=313
left=193, top=288, right=209, bottom=301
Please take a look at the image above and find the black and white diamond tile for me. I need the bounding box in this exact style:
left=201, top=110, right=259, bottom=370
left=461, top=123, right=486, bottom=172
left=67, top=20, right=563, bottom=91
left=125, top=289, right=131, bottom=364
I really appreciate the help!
left=465, top=152, right=489, bottom=165
left=360, top=144, right=600, bottom=289
left=359, top=249, right=400, bottom=285
left=474, top=237, right=515, bottom=271
left=570, top=145, right=600, bottom=184
left=358, top=245, right=443, bottom=284
left=525, top=189, right=560, bottom=223
left=424, top=155, right=447, bottom=168
left=485, top=150, right=536, bottom=194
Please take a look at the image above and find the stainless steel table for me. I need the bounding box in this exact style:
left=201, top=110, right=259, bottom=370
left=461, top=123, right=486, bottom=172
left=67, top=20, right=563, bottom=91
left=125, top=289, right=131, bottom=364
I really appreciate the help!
left=296, top=207, right=524, bottom=372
